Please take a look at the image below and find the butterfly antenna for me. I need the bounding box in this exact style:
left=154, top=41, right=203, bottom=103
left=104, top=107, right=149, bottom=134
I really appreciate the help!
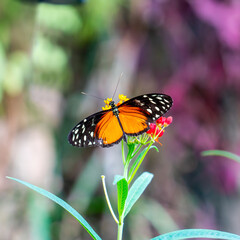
left=81, top=92, right=105, bottom=101
left=112, top=72, right=123, bottom=100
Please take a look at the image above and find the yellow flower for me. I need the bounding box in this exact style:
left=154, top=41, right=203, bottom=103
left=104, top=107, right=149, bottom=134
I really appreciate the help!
left=104, top=98, right=113, bottom=105
left=117, top=94, right=129, bottom=106
left=102, top=98, right=113, bottom=110
left=102, top=105, right=111, bottom=110
left=118, top=94, right=129, bottom=102
left=102, top=95, right=129, bottom=110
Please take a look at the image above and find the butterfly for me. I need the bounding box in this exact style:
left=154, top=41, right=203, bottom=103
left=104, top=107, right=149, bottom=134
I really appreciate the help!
left=68, top=93, right=173, bottom=148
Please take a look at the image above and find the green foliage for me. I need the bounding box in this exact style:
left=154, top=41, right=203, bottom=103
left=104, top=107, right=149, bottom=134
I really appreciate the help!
left=3, top=52, right=29, bottom=95
left=151, top=229, right=240, bottom=240
left=117, top=178, right=128, bottom=218
left=202, top=150, right=240, bottom=163
left=124, top=172, right=153, bottom=218
left=129, top=145, right=158, bottom=179
left=37, top=4, right=82, bottom=34
left=7, top=177, right=102, bottom=240
left=113, top=175, right=124, bottom=185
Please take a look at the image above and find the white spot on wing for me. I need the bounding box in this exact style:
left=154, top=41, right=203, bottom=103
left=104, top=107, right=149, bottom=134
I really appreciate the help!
left=157, top=97, right=162, bottom=100
left=143, top=95, right=147, bottom=98
left=83, top=119, right=87, bottom=122
left=155, top=106, right=160, bottom=111
left=147, top=109, right=152, bottom=114
left=84, top=135, right=87, bottom=141
left=74, top=129, right=79, bottom=134
left=72, top=135, right=75, bottom=141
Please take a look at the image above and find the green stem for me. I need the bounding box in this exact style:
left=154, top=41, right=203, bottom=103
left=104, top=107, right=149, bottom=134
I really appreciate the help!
left=121, top=140, right=126, bottom=165
left=128, top=141, right=154, bottom=184
left=131, top=144, right=143, bottom=159
left=123, top=164, right=128, bottom=179
left=117, top=215, right=124, bottom=240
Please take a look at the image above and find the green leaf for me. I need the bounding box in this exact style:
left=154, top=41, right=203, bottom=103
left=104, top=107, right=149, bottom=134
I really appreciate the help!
left=124, top=172, right=153, bottom=217
left=7, top=177, right=102, bottom=240
left=129, top=146, right=158, bottom=177
left=113, top=175, right=124, bottom=185
left=202, top=150, right=240, bottom=163
left=126, top=143, right=136, bottom=164
left=117, top=178, right=128, bottom=217
left=151, top=229, right=240, bottom=240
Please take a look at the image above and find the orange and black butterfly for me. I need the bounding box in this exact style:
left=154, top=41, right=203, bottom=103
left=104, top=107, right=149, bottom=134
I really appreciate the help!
left=68, top=93, right=173, bottom=148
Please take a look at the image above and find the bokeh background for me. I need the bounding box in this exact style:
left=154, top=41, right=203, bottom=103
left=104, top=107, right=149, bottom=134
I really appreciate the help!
left=1, top=0, right=240, bottom=239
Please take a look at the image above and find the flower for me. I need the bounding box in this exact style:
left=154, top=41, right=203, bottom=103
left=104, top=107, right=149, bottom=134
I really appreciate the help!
left=147, top=116, right=172, bottom=144
left=102, top=95, right=129, bottom=110
left=117, top=94, right=129, bottom=106
left=102, top=98, right=113, bottom=110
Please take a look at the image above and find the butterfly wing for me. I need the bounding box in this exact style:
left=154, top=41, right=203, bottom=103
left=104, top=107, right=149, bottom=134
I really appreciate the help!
left=94, top=111, right=123, bottom=147
left=118, top=93, right=173, bottom=135
left=68, top=110, right=124, bottom=148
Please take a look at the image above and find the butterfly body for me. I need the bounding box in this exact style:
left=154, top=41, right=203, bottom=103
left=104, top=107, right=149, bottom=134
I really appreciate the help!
left=68, top=93, right=172, bottom=148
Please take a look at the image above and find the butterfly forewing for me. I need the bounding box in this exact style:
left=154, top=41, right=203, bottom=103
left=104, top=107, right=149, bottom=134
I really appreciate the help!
left=119, top=93, right=172, bottom=122
left=68, top=110, right=110, bottom=147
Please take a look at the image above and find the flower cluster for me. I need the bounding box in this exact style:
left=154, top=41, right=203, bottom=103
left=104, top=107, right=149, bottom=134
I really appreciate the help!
left=147, top=116, right=173, bottom=144
left=102, top=94, right=129, bottom=110
left=117, top=94, right=129, bottom=106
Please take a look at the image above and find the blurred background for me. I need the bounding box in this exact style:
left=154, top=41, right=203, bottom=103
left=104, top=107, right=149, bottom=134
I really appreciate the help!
left=1, top=0, right=240, bottom=239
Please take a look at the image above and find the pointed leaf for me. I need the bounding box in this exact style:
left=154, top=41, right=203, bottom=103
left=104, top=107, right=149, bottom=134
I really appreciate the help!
left=202, top=150, right=240, bottom=163
left=113, top=175, right=124, bottom=185
left=126, top=143, right=136, bottom=164
left=151, top=229, right=240, bottom=240
left=124, top=172, right=153, bottom=217
left=117, top=178, right=128, bottom=217
left=7, top=177, right=102, bottom=240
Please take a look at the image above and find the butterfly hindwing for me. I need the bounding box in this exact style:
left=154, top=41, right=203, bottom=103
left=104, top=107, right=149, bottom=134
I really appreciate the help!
left=118, top=93, right=173, bottom=122
left=68, top=110, right=111, bottom=147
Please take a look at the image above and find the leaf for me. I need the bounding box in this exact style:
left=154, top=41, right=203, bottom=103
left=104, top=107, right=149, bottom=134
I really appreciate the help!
left=202, top=150, right=240, bottom=163
left=151, top=229, right=240, bottom=240
left=124, top=172, right=153, bottom=217
left=7, top=177, right=102, bottom=240
left=113, top=175, right=124, bottom=185
left=117, top=178, right=128, bottom=217
left=129, top=146, right=158, bottom=177
left=126, top=143, right=136, bottom=164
